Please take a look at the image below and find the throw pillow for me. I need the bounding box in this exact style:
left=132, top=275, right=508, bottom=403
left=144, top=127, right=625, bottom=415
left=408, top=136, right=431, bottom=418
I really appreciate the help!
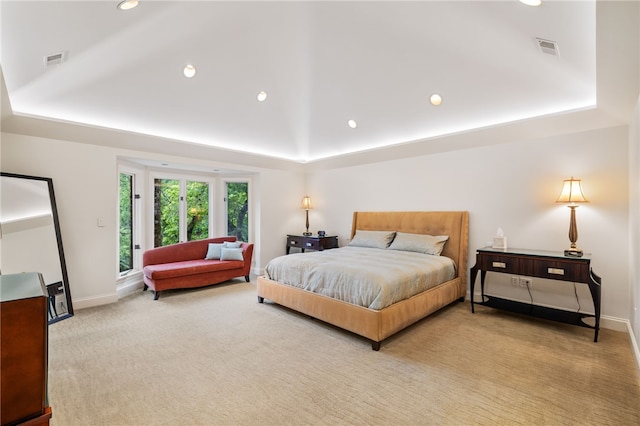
left=348, top=230, right=396, bottom=249
left=223, top=241, right=242, bottom=248
left=388, top=232, right=449, bottom=255
left=205, top=243, right=224, bottom=260
left=220, top=247, right=244, bottom=261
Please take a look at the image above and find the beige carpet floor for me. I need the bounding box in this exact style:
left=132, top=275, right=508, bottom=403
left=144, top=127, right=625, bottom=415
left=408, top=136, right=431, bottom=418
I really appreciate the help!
left=48, top=280, right=640, bottom=426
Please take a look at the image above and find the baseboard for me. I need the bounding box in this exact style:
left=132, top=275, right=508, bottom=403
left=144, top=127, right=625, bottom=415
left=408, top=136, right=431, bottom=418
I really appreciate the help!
left=73, top=293, right=118, bottom=310
left=116, top=272, right=144, bottom=298
left=627, top=321, right=640, bottom=372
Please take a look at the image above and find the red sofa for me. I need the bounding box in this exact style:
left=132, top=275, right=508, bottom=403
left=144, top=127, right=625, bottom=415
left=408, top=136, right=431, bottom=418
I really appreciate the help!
left=142, top=237, right=254, bottom=300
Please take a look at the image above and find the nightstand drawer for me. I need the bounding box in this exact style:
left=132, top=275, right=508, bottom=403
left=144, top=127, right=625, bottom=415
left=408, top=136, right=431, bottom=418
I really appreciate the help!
left=287, top=236, right=304, bottom=248
left=478, top=254, right=518, bottom=274
left=519, top=258, right=588, bottom=283
left=286, top=235, right=338, bottom=254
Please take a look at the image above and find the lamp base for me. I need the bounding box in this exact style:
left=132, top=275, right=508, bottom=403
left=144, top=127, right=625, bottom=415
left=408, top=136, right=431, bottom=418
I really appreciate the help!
left=302, top=232, right=312, bottom=236
left=564, top=248, right=584, bottom=257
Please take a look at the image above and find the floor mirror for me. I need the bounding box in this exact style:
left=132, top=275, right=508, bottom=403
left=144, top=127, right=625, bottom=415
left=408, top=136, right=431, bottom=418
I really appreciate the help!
left=0, top=172, right=73, bottom=324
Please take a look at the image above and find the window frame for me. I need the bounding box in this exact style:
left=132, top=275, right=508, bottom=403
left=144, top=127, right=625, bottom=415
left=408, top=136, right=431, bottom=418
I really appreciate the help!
left=117, top=164, right=143, bottom=278
left=221, top=177, right=252, bottom=243
left=147, top=171, right=217, bottom=247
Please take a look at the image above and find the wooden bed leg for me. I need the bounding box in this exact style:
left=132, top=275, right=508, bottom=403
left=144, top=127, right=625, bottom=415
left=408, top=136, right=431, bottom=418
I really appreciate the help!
left=153, top=291, right=160, bottom=301
left=257, top=296, right=264, bottom=303
left=245, top=275, right=250, bottom=282
left=143, top=284, right=148, bottom=291
left=371, top=341, right=381, bottom=351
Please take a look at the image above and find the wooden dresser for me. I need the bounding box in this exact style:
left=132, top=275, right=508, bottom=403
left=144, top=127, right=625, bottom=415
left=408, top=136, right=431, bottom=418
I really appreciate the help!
left=1, top=273, right=52, bottom=426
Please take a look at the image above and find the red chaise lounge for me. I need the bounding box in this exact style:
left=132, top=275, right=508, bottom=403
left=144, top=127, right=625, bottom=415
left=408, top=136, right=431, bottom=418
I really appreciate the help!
left=142, top=237, right=253, bottom=300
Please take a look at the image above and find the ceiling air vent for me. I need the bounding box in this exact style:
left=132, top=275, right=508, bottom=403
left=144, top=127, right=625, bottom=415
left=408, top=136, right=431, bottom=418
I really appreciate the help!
left=536, top=38, right=559, bottom=57
left=44, top=51, right=66, bottom=68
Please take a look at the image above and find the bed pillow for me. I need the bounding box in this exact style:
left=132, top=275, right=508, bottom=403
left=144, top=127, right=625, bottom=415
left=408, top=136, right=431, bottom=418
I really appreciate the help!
left=388, top=232, right=449, bottom=256
left=220, top=247, right=244, bottom=261
left=223, top=241, right=242, bottom=248
left=204, top=243, right=224, bottom=260
left=348, top=230, right=396, bottom=249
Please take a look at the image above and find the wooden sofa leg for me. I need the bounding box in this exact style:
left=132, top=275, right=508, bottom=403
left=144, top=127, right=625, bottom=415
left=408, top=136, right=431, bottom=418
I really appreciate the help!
left=257, top=296, right=264, bottom=303
left=143, top=284, right=148, bottom=291
left=153, top=291, right=160, bottom=301
left=245, top=275, right=250, bottom=282
left=371, top=341, right=381, bottom=351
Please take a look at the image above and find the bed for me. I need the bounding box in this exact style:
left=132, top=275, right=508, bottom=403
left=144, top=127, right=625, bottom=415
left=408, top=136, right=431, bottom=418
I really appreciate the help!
left=257, top=211, right=469, bottom=350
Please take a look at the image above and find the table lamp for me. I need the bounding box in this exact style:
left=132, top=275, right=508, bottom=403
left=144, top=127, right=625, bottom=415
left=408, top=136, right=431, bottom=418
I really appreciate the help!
left=556, top=177, right=588, bottom=257
left=301, top=196, right=312, bottom=236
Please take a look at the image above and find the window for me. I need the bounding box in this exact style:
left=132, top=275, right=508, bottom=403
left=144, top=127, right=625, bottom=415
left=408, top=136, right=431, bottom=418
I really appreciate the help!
left=226, top=181, right=249, bottom=241
left=186, top=180, right=209, bottom=241
left=153, top=176, right=211, bottom=247
left=119, top=173, right=134, bottom=273
left=118, top=166, right=142, bottom=275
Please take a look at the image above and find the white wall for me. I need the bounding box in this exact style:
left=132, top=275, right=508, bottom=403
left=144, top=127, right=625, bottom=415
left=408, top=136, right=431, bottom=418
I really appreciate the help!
left=306, top=125, right=630, bottom=323
left=1, top=132, right=302, bottom=307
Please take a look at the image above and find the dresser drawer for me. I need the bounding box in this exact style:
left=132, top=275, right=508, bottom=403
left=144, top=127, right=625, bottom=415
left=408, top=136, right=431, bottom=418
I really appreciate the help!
left=519, top=258, right=588, bottom=283
left=478, top=253, right=518, bottom=274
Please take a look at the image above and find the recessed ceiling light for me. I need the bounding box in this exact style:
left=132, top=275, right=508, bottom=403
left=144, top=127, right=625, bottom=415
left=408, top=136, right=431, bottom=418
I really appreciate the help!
left=117, top=0, right=139, bottom=10
left=430, top=94, right=443, bottom=106
left=183, top=64, right=196, bottom=78
left=257, top=91, right=267, bottom=102
left=519, top=0, right=542, bottom=6
left=348, top=119, right=357, bottom=129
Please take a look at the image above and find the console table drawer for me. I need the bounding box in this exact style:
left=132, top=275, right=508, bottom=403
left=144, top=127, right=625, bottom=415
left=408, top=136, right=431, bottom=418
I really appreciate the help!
left=519, top=258, right=588, bottom=282
left=478, top=254, right=518, bottom=274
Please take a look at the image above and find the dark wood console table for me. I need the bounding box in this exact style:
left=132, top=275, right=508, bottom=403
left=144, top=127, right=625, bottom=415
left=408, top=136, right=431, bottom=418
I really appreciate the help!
left=470, top=247, right=601, bottom=342
left=286, top=235, right=338, bottom=254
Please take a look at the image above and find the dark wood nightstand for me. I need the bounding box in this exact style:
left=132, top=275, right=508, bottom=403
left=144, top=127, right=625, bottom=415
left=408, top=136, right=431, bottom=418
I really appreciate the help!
left=470, top=247, right=601, bottom=341
left=286, top=234, right=338, bottom=254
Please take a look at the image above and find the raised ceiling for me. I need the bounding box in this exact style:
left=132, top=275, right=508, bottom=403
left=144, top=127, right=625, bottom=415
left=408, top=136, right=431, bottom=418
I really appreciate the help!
left=0, top=1, right=636, bottom=166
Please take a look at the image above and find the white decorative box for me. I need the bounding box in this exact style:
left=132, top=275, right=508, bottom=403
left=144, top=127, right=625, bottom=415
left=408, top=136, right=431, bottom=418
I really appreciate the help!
left=492, top=237, right=507, bottom=250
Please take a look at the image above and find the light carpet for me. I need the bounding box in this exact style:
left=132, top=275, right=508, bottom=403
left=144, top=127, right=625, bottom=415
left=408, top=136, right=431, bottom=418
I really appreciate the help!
left=48, top=280, right=640, bottom=426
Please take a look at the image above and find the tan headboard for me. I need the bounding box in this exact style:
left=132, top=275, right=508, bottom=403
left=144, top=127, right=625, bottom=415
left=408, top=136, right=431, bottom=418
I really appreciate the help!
left=351, top=211, right=469, bottom=285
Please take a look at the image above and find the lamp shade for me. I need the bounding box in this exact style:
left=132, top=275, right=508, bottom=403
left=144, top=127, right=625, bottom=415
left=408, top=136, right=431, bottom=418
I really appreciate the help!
left=556, top=177, right=588, bottom=204
left=301, top=196, right=312, bottom=210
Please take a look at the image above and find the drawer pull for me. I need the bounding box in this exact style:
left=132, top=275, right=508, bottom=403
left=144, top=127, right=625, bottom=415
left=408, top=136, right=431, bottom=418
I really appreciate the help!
left=548, top=268, right=565, bottom=275
left=492, top=262, right=506, bottom=268
left=290, top=241, right=297, bottom=245
left=306, top=242, right=312, bottom=247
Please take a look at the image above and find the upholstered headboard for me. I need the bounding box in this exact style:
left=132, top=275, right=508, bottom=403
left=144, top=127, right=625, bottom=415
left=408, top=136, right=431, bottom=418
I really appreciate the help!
left=351, top=211, right=469, bottom=285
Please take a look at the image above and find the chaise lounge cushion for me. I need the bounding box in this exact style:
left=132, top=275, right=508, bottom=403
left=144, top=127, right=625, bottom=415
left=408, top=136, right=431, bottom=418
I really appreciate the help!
left=143, top=258, right=244, bottom=280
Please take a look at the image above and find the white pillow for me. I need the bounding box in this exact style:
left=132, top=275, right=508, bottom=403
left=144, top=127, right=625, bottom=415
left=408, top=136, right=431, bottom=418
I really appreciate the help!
left=223, top=241, right=242, bottom=248
left=205, top=243, right=224, bottom=260
left=388, top=232, right=449, bottom=255
left=220, top=247, right=244, bottom=261
left=348, top=230, right=396, bottom=249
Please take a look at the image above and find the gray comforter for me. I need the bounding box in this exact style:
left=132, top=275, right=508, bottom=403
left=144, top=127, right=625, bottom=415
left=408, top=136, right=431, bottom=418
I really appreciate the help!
left=264, top=246, right=456, bottom=310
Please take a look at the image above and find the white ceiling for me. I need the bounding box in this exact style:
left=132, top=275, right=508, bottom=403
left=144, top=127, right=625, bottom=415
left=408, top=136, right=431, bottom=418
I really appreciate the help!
left=0, top=1, right=637, bottom=166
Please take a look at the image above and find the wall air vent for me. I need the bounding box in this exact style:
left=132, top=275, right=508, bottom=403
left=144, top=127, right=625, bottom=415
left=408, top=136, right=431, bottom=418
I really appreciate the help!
left=44, top=51, right=66, bottom=68
left=536, top=38, right=559, bottom=56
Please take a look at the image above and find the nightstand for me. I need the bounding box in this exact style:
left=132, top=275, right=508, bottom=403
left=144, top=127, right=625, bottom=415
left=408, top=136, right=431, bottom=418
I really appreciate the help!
left=286, top=234, right=338, bottom=254
left=470, top=247, right=601, bottom=341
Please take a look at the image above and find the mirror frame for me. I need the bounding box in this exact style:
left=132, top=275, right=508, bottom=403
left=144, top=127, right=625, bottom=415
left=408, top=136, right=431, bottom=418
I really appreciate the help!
left=1, top=172, right=74, bottom=323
